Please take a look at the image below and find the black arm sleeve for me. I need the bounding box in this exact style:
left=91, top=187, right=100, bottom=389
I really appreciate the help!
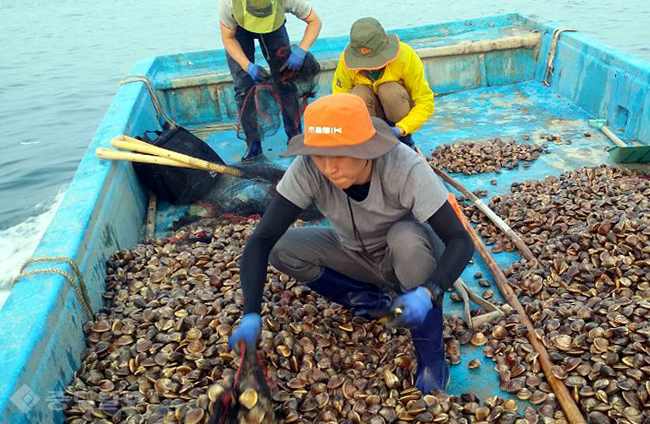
left=240, top=194, right=303, bottom=314
left=424, top=200, right=475, bottom=293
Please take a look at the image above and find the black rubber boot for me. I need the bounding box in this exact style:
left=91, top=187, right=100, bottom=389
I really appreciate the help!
left=242, top=140, right=263, bottom=162
left=306, top=268, right=393, bottom=319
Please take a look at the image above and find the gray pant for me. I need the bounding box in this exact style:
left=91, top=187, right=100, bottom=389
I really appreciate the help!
left=269, top=221, right=443, bottom=293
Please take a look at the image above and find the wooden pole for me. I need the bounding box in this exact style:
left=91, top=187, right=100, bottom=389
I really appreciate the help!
left=146, top=193, right=157, bottom=242
left=96, top=148, right=193, bottom=168
left=110, top=136, right=245, bottom=178
left=432, top=166, right=537, bottom=264
left=601, top=126, right=627, bottom=148
left=450, top=196, right=587, bottom=424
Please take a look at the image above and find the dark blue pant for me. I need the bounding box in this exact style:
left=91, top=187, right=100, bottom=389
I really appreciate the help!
left=225, top=24, right=302, bottom=143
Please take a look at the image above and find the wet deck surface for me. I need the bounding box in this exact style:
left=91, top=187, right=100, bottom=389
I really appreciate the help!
left=156, top=80, right=648, bottom=404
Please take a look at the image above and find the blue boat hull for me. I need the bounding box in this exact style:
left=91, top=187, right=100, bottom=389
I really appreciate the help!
left=1, top=13, right=649, bottom=422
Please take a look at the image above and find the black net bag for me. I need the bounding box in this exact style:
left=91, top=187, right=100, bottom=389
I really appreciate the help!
left=133, top=124, right=225, bottom=204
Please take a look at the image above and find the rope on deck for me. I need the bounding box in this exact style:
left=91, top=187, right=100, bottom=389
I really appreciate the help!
left=542, top=27, right=579, bottom=86
left=192, top=123, right=240, bottom=134
left=13, top=257, right=94, bottom=319
left=119, top=75, right=179, bottom=128
left=118, top=75, right=239, bottom=135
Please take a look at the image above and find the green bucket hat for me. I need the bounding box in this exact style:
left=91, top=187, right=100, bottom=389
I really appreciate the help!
left=344, top=17, right=400, bottom=70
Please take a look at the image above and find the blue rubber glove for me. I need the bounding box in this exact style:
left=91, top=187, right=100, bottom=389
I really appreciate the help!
left=246, top=63, right=270, bottom=83
left=395, top=286, right=433, bottom=328
left=391, top=126, right=403, bottom=138
left=286, top=46, right=307, bottom=71
left=229, top=313, right=262, bottom=352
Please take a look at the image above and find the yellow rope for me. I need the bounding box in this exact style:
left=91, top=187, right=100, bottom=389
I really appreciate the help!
left=13, top=257, right=94, bottom=319
left=542, top=27, right=579, bottom=86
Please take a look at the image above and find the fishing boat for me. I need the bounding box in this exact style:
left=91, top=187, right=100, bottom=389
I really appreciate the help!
left=1, top=12, right=649, bottom=423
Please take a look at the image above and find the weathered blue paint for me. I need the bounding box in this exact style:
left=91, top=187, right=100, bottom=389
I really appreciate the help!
left=521, top=14, right=650, bottom=144
left=1, top=13, right=650, bottom=422
left=0, top=56, right=162, bottom=423
left=485, top=47, right=538, bottom=86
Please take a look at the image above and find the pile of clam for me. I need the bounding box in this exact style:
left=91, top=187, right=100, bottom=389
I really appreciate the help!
left=461, top=166, right=650, bottom=255
left=428, top=139, right=546, bottom=175
left=519, top=291, right=650, bottom=424
left=444, top=305, right=572, bottom=423
left=65, top=217, right=544, bottom=424
left=460, top=166, right=650, bottom=423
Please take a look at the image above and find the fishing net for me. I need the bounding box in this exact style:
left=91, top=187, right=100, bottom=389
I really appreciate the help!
left=203, top=162, right=282, bottom=218
left=132, top=49, right=323, bottom=227
left=202, top=158, right=323, bottom=221
left=133, top=124, right=226, bottom=204
left=237, top=47, right=321, bottom=142
left=191, top=49, right=323, bottom=222
left=130, top=137, right=324, bottom=232
left=131, top=123, right=324, bottom=222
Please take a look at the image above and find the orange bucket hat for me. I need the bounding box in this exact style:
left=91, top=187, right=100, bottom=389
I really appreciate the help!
left=282, top=93, right=398, bottom=159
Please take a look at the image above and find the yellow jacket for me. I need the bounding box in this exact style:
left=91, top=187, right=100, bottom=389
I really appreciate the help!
left=332, top=41, right=434, bottom=135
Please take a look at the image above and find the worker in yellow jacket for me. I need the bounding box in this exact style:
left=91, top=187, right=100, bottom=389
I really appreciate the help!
left=332, top=17, right=434, bottom=148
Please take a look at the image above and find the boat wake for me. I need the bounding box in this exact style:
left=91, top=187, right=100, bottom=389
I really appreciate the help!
left=0, top=190, right=66, bottom=307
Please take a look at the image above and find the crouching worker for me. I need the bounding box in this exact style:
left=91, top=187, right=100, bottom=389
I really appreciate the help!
left=229, top=93, right=473, bottom=393
left=332, top=17, right=434, bottom=149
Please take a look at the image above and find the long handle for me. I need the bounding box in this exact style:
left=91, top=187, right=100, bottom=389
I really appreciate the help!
left=115, top=134, right=151, bottom=146
left=434, top=166, right=537, bottom=264
left=146, top=193, right=157, bottom=241
left=111, top=136, right=244, bottom=178
left=453, top=279, right=474, bottom=327
left=601, top=126, right=628, bottom=148
left=96, top=148, right=194, bottom=168
left=451, top=197, right=587, bottom=424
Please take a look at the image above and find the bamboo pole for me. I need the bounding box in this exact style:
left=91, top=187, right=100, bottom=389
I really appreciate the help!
left=449, top=195, right=587, bottom=424
left=110, top=136, right=245, bottom=178
left=99, top=135, right=282, bottom=184
left=432, top=166, right=537, bottom=264
left=96, top=148, right=193, bottom=168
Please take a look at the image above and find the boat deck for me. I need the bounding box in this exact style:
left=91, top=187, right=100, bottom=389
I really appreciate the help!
left=154, top=80, right=639, bottom=403
left=195, top=80, right=615, bottom=170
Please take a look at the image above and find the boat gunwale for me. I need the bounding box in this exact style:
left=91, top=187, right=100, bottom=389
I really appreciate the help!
left=0, top=56, right=159, bottom=423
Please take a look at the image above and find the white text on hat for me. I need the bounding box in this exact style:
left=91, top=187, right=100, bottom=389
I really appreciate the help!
left=308, top=126, right=343, bottom=134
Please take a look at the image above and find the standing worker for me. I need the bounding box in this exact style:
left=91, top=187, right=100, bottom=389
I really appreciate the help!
left=228, top=93, right=474, bottom=393
left=332, top=17, right=434, bottom=148
left=219, top=0, right=322, bottom=161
